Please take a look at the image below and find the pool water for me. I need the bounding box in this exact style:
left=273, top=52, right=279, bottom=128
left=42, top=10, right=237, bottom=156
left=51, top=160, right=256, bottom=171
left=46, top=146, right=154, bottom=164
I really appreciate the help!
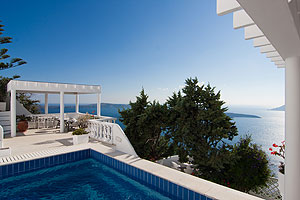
left=0, top=159, right=170, bottom=200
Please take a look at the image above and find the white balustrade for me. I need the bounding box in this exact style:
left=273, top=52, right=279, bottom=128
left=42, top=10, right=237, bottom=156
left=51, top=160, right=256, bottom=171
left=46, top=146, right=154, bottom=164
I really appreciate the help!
left=88, top=120, right=114, bottom=144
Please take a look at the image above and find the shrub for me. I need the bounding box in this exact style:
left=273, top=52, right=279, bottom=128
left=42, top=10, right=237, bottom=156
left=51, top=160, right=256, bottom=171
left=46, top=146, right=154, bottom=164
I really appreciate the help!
left=72, top=128, right=88, bottom=135
left=224, top=135, right=271, bottom=192
left=77, top=114, right=90, bottom=128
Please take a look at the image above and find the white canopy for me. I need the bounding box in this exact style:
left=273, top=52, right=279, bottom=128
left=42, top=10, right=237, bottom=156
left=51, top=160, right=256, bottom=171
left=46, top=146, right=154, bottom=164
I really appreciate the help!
left=7, top=80, right=102, bottom=136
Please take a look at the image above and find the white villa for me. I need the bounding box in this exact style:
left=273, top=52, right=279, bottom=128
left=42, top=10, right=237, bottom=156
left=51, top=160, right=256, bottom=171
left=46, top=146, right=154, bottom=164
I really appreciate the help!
left=0, top=0, right=298, bottom=199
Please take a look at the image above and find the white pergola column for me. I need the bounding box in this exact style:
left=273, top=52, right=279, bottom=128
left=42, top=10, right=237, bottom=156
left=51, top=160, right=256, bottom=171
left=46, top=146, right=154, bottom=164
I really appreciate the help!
left=75, top=94, right=79, bottom=113
left=285, top=56, right=300, bottom=200
left=10, top=89, right=16, bottom=137
left=45, top=93, right=48, bottom=114
left=97, top=93, right=101, bottom=117
left=60, top=91, right=65, bottom=133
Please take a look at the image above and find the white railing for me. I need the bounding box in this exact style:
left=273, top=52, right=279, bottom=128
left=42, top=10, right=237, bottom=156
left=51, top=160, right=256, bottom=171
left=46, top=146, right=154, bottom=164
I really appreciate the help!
left=88, top=120, right=114, bottom=144
left=87, top=119, right=138, bottom=157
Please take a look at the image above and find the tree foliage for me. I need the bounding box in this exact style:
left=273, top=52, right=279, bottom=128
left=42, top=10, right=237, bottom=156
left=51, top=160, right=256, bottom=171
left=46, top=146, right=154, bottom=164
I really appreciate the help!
left=0, top=75, right=20, bottom=101
left=166, top=78, right=238, bottom=182
left=119, top=89, right=174, bottom=160
left=120, top=77, right=270, bottom=193
left=0, top=20, right=26, bottom=70
left=0, top=76, right=40, bottom=114
left=16, top=93, right=40, bottom=114
left=224, top=135, right=271, bottom=192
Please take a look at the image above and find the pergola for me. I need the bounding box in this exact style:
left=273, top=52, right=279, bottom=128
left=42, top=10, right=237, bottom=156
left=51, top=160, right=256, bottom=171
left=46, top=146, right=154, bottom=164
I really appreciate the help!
left=7, top=80, right=101, bottom=136
left=217, top=0, right=300, bottom=199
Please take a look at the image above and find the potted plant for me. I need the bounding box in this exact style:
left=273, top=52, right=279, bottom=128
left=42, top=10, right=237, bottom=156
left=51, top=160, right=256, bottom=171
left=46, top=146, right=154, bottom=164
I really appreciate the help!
left=72, top=128, right=89, bottom=145
left=16, top=115, right=30, bottom=132
left=269, top=141, right=285, bottom=198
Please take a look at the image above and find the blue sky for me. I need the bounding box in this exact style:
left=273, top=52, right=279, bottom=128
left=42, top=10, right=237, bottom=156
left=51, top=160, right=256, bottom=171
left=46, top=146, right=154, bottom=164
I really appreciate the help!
left=0, top=0, right=284, bottom=107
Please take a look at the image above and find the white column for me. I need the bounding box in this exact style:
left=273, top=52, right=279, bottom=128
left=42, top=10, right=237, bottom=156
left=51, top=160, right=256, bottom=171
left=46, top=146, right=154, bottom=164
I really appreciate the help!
left=45, top=93, right=48, bottom=114
left=75, top=94, right=79, bottom=113
left=97, top=93, right=101, bottom=117
left=10, top=90, right=16, bottom=137
left=285, top=56, right=300, bottom=200
left=60, top=91, right=65, bottom=133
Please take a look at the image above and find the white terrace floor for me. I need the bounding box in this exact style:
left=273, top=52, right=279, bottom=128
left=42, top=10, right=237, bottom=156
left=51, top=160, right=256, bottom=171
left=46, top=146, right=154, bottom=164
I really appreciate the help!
left=3, top=129, right=108, bottom=156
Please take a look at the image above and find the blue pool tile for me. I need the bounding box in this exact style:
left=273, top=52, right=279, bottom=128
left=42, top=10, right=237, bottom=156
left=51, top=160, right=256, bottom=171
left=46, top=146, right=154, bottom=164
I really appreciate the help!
left=40, top=158, right=45, bottom=168
left=0, top=166, right=2, bottom=178
left=206, top=198, right=213, bottom=200
left=13, top=163, right=19, bottom=174
left=59, top=155, right=63, bottom=164
left=34, top=159, right=40, bottom=169
left=63, top=154, right=67, bottom=163
left=163, top=179, right=168, bottom=193
left=201, top=194, right=207, bottom=200
left=8, top=164, right=13, bottom=175
left=184, top=188, right=189, bottom=200
left=155, top=176, right=159, bottom=189
left=29, top=160, right=34, bottom=170
left=178, top=185, right=184, bottom=199
left=195, top=193, right=200, bottom=200
left=159, top=178, right=163, bottom=192
left=151, top=174, right=155, bottom=187
left=49, top=156, right=54, bottom=166
left=25, top=161, right=30, bottom=171
left=2, top=165, right=7, bottom=177
left=169, top=182, right=175, bottom=197
left=173, top=184, right=178, bottom=198
left=188, top=190, right=195, bottom=200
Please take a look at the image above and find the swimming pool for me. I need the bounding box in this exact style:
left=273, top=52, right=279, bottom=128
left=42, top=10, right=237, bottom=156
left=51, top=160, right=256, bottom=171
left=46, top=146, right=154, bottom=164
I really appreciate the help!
left=0, top=158, right=170, bottom=199
left=0, top=149, right=213, bottom=200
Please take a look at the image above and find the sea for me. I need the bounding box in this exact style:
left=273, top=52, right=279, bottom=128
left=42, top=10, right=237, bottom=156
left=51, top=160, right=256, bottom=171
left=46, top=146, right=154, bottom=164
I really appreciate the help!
left=39, top=104, right=284, bottom=176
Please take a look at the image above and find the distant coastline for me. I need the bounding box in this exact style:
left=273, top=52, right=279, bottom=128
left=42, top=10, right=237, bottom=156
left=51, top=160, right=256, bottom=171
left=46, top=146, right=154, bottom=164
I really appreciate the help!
left=270, top=105, right=285, bottom=111
left=38, top=103, right=261, bottom=119
left=226, top=112, right=261, bottom=119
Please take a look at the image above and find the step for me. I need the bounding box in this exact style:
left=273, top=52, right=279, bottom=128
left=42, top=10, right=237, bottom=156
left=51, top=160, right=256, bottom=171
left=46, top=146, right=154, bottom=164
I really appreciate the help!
left=0, top=114, right=10, bottom=118
left=0, top=121, right=10, bottom=126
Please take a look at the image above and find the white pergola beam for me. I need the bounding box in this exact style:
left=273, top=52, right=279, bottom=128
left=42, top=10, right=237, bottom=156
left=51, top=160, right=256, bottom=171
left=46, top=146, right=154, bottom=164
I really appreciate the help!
left=265, top=52, right=280, bottom=58
left=217, top=0, right=242, bottom=16
left=260, top=45, right=276, bottom=53
left=277, top=64, right=285, bottom=68
left=233, top=10, right=254, bottom=29
left=274, top=60, right=286, bottom=65
left=244, top=25, right=264, bottom=40
left=253, top=36, right=270, bottom=47
left=271, top=57, right=284, bottom=62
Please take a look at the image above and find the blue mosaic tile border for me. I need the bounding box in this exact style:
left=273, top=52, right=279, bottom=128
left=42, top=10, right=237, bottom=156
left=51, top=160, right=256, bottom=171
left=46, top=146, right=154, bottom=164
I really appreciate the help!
left=0, top=149, right=213, bottom=200
left=90, top=149, right=213, bottom=200
left=0, top=149, right=89, bottom=179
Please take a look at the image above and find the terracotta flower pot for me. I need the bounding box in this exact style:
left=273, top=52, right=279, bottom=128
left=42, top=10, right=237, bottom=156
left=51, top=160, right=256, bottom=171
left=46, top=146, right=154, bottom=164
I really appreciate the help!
left=17, top=120, right=28, bottom=132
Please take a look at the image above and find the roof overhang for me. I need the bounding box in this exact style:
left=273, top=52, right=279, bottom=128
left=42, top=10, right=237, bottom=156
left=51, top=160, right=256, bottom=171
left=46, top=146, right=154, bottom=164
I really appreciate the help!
left=217, top=0, right=300, bottom=68
left=7, top=80, right=101, bottom=95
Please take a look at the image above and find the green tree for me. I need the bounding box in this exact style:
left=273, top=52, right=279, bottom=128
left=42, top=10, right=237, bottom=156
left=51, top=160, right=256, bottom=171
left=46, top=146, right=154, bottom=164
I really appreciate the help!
left=166, top=77, right=238, bottom=183
left=0, top=75, right=20, bottom=101
left=119, top=89, right=174, bottom=160
left=0, top=76, right=40, bottom=114
left=16, top=93, right=40, bottom=114
left=0, top=20, right=26, bottom=70
left=223, top=135, right=271, bottom=192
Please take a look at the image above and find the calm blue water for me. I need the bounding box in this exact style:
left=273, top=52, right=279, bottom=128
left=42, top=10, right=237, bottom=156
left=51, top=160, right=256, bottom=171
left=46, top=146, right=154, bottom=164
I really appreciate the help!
left=0, top=159, right=170, bottom=200
left=39, top=104, right=285, bottom=175
left=228, top=106, right=285, bottom=176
